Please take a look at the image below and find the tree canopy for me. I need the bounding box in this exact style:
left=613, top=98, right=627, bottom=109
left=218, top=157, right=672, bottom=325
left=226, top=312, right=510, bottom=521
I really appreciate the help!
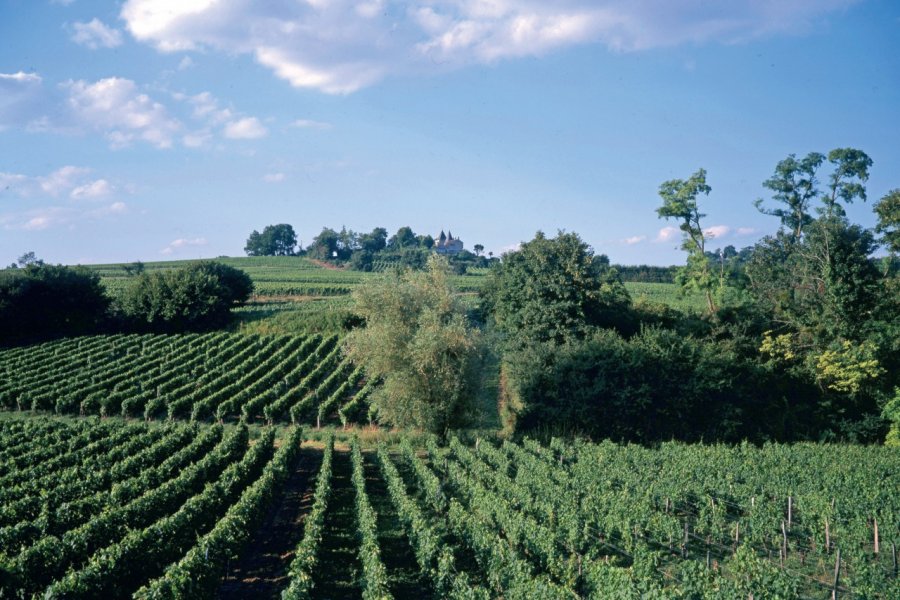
left=118, top=262, right=253, bottom=332
left=1, top=263, right=109, bottom=343
left=245, top=224, right=298, bottom=256
left=344, top=256, right=483, bottom=434
left=484, top=231, right=631, bottom=349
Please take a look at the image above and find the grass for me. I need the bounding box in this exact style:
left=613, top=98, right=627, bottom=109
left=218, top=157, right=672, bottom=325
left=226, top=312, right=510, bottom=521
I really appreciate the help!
left=625, top=281, right=707, bottom=313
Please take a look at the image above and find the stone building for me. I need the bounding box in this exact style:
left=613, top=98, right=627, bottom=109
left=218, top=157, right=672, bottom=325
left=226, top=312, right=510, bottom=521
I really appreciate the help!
left=434, top=230, right=463, bottom=255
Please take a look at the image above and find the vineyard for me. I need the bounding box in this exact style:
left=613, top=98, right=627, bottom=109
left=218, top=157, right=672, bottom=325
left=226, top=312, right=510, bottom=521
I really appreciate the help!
left=0, top=334, right=373, bottom=427
left=0, top=415, right=896, bottom=599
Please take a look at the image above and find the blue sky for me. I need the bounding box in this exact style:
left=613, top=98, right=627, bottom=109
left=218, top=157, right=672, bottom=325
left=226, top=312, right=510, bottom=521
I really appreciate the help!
left=1, top=0, right=898, bottom=265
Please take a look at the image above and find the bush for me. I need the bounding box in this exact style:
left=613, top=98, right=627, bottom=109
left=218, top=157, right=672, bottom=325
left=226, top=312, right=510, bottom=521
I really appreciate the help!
left=118, top=262, right=253, bottom=332
left=0, top=264, right=110, bottom=343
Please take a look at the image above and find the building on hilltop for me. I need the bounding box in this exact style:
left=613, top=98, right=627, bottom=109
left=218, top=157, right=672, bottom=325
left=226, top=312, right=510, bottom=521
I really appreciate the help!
left=434, top=230, right=464, bottom=255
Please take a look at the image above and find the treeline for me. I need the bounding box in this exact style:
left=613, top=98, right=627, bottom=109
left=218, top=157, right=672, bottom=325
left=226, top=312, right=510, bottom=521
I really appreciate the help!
left=245, top=223, right=496, bottom=273
left=481, top=148, right=900, bottom=445
left=0, top=261, right=253, bottom=343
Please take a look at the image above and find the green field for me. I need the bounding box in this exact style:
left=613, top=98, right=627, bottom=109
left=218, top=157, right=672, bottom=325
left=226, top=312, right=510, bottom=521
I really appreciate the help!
left=0, top=415, right=895, bottom=598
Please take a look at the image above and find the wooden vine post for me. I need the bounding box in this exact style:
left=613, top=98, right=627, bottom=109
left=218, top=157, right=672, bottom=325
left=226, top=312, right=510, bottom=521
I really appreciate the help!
left=832, top=548, right=841, bottom=600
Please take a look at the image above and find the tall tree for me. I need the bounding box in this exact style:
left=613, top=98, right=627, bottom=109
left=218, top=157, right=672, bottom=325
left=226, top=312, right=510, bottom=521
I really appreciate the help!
left=754, top=152, right=824, bottom=241
left=822, top=148, right=873, bottom=218
left=345, top=256, right=482, bottom=434
left=656, top=168, right=718, bottom=313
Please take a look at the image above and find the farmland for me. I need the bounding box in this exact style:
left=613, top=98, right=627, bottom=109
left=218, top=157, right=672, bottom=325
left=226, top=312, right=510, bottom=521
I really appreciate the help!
left=0, top=333, right=372, bottom=426
left=0, top=415, right=896, bottom=598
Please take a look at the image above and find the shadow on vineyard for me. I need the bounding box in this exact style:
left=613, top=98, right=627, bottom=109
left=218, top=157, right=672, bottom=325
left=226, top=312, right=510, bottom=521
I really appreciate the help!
left=311, top=448, right=364, bottom=599
left=218, top=445, right=321, bottom=599
left=362, top=450, right=434, bottom=599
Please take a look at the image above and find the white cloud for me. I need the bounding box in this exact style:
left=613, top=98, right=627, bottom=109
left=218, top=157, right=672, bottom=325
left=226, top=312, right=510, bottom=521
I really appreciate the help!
left=40, top=166, right=91, bottom=196
left=736, top=227, right=757, bottom=236
left=177, top=56, right=195, bottom=70
left=623, top=235, right=646, bottom=245
left=120, top=0, right=858, bottom=94
left=70, top=179, right=113, bottom=200
left=654, top=226, right=680, bottom=243
left=291, top=118, right=332, bottom=130
left=0, top=71, right=42, bottom=83
left=70, top=18, right=124, bottom=49
left=263, top=172, right=286, bottom=183
left=161, top=237, right=208, bottom=255
left=0, top=166, right=126, bottom=206
left=703, top=225, right=731, bottom=239
left=223, top=117, right=267, bottom=139
left=64, top=77, right=181, bottom=148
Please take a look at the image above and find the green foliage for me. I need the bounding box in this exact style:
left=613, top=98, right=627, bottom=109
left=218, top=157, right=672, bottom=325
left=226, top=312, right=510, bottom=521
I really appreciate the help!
left=754, top=151, right=824, bottom=239
left=656, top=168, right=718, bottom=313
left=245, top=223, right=298, bottom=256
left=118, top=262, right=253, bottom=331
left=874, top=188, right=900, bottom=254
left=883, top=388, right=900, bottom=446
left=484, top=230, right=632, bottom=349
left=345, top=256, right=482, bottom=434
left=0, top=263, right=110, bottom=342
left=504, top=327, right=799, bottom=442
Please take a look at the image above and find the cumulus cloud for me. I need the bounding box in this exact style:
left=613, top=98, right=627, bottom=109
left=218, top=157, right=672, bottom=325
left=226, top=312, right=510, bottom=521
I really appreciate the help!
left=120, top=0, right=858, bottom=94
left=654, top=226, right=680, bottom=243
left=736, top=227, right=757, bottom=236
left=223, top=117, right=267, bottom=139
left=263, top=172, right=286, bottom=183
left=64, top=77, right=181, bottom=148
left=623, top=235, right=646, bottom=245
left=161, top=237, right=208, bottom=255
left=70, top=18, right=124, bottom=49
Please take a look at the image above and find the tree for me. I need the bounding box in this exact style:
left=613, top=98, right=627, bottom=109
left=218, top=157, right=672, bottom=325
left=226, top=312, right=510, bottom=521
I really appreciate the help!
left=473, top=244, right=484, bottom=257
left=388, top=226, right=417, bottom=249
left=484, top=230, right=632, bottom=349
left=345, top=256, right=482, bottom=434
left=244, top=224, right=297, bottom=256
left=307, top=227, right=340, bottom=260
left=1, top=264, right=109, bottom=342
left=656, top=168, right=718, bottom=313
left=822, top=148, right=872, bottom=218
left=17, top=251, right=42, bottom=268
left=119, top=262, right=252, bottom=331
left=874, top=189, right=900, bottom=255
left=358, top=227, right=388, bottom=253
left=754, top=148, right=873, bottom=237
left=754, top=152, right=824, bottom=241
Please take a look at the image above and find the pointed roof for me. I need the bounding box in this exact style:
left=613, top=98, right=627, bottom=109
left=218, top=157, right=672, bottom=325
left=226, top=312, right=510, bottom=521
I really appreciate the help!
left=439, top=230, right=446, bottom=242
left=447, top=231, right=453, bottom=240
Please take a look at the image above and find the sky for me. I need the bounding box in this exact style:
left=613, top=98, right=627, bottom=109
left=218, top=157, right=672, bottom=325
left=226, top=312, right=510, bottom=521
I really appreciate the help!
left=1, top=0, right=898, bottom=266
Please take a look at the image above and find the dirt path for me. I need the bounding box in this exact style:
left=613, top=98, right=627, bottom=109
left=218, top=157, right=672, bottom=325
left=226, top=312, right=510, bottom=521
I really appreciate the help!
left=217, top=446, right=321, bottom=600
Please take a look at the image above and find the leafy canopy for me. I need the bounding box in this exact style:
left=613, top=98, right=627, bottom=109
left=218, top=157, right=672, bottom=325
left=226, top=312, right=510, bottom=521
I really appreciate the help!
left=345, top=255, right=482, bottom=434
